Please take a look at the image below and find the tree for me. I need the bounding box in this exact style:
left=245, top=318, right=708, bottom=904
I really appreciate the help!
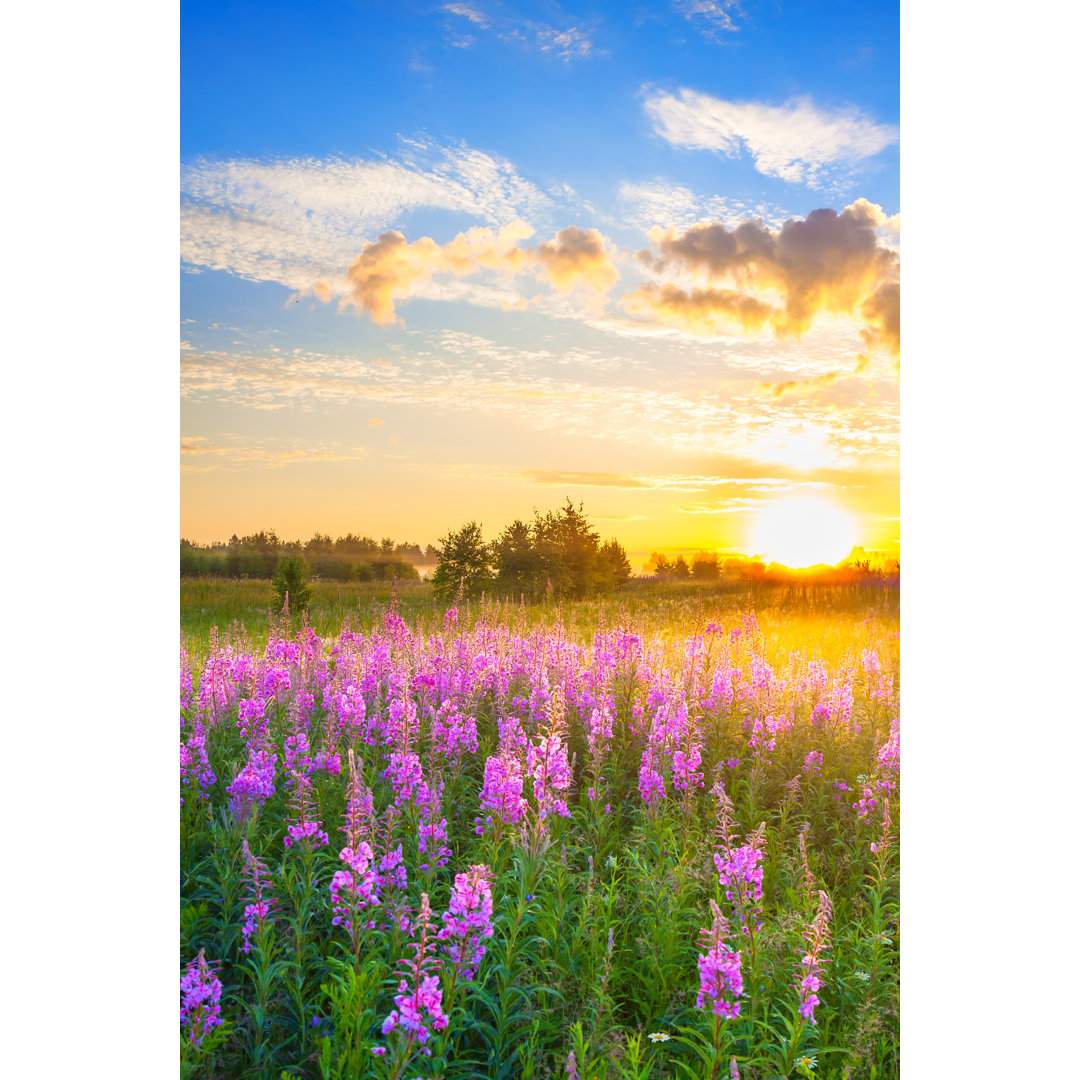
left=597, top=538, right=632, bottom=589
left=671, top=554, right=691, bottom=579
left=691, top=551, right=720, bottom=580
left=645, top=552, right=673, bottom=576
left=272, top=556, right=312, bottom=614
left=431, top=521, right=493, bottom=605
left=492, top=518, right=543, bottom=601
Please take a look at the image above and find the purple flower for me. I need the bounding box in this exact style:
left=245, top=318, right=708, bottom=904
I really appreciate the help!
left=438, top=864, right=495, bottom=981
left=695, top=902, right=743, bottom=1020
left=180, top=949, right=223, bottom=1046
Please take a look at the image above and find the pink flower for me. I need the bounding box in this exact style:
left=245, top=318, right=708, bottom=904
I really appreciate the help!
left=180, top=949, right=223, bottom=1045
left=438, top=865, right=494, bottom=981
left=696, top=901, right=743, bottom=1020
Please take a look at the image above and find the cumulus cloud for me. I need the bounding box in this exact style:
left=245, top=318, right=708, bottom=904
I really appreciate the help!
left=644, top=89, right=898, bottom=188
left=535, top=226, right=619, bottom=294
left=625, top=283, right=775, bottom=336
left=338, top=222, right=619, bottom=325
left=627, top=199, right=899, bottom=360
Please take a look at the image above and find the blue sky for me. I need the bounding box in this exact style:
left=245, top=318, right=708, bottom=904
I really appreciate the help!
left=180, top=1, right=900, bottom=565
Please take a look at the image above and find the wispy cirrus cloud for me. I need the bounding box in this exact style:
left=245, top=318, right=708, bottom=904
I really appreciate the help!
left=673, top=1, right=742, bottom=38
left=180, top=434, right=370, bottom=473
left=643, top=88, right=898, bottom=188
left=180, top=138, right=556, bottom=291
left=615, top=180, right=789, bottom=235
left=443, top=4, right=599, bottom=61
left=180, top=331, right=898, bottom=469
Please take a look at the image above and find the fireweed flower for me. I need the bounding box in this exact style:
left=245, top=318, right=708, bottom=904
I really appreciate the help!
left=526, top=723, right=573, bottom=823
left=329, top=842, right=380, bottom=935
left=438, top=864, right=494, bottom=981
left=638, top=746, right=666, bottom=806
left=226, top=748, right=276, bottom=821
left=696, top=900, right=743, bottom=1019
left=283, top=770, right=329, bottom=848
left=240, top=841, right=276, bottom=953
left=714, top=838, right=766, bottom=936
left=797, top=890, right=833, bottom=1024
left=566, top=1049, right=580, bottom=1080
left=180, top=722, right=216, bottom=804
left=180, top=949, right=223, bottom=1046
left=380, top=893, right=448, bottom=1049
left=475, top=751, right=526, bottom=835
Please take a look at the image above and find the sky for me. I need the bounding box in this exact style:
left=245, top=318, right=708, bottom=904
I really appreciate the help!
left=180, top=0, right=900, bottom=567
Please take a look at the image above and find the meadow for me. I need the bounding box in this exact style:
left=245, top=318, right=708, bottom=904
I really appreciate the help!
left=180, top=580, right=899, bottom=1079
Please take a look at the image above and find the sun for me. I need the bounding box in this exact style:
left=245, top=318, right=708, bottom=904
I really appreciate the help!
left=747, top=496, right=859, bottom=568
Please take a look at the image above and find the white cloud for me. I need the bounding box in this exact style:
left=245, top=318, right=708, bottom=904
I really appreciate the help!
left=674, top=1, right=741, bottom=37
left=443, top=3, right=597, bottom=61
left=644, top=89, right=898, bottom=188
left=181, top=333, right=898, bottom=469
left=616, top=179, right=788, bottom=233
left=443, top=4, right=488, bottom=28
left=180, top=139, right=555, bottom=290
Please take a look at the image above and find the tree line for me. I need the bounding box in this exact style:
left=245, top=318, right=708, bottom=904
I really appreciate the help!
left=431, top=500, right=632, bottom=604
left=179, top=531, right=436, bottom=581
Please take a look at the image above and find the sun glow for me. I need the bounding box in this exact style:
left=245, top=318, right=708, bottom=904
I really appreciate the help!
left=747, top=496, right=859, bottom=568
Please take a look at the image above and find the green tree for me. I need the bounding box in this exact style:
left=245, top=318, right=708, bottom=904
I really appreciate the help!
left=596, top=537, right=633, bottom=589
left=492, top=518, right=543, bottom=601
left=431, top=521, right=493, bottom=605
left=272, top=556, right=313, bottom=614
left=671, top=554, right=691, bottom=579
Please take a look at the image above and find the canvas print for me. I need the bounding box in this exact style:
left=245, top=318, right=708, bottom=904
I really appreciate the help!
left=180, top=3, right=899, bottom=1077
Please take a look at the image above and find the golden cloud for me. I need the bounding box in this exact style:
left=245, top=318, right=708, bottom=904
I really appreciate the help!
left=535, top=226, right=619, bottom=294
left=339, top=221, right=618, bottom=325
left=630, top=198, right=899, bottom=360
left=625, top=283, right=776, bottom=335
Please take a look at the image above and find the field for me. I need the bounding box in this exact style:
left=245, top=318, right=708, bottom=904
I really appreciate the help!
left=180, top=580, right=899, bottom=1079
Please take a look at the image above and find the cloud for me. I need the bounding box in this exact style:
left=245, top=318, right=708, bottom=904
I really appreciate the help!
left=626, top=283, right=775, bottom=336
left=179, top=434, right=369, bottom=473
left=338, top=222, right=618, bottom=325
left=180, top=140, right=555, bottom=290
left=443, top=4, right=597, bottom=61
left=628, top=199, right=900, bottom=360
left=521, top=471, right=654, bottom=488
left=674, top=1, right=741, bottom=37
left=535, top=226, right=619, bottom=294
left=760, top=371, right=842, bottom=398
left=181, top=330, right=898, bottom=470
left=644, top=89, right=898, bottom=188
left=528, top=24, right=594, bottom=60
left=615, top=180, right=788, bottom=234
left=858, top=281, right=900, bottom=362
left=443, top=4, right=488, bottom=27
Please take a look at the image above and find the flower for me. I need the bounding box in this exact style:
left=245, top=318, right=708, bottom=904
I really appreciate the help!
left=795, top=1055, right=817, bottom=1070
left=648, top=1031, right=671, bottom=1043
left=855, top=970, right=871, bottom=982
left=180, top=949, right=223, bottom=1046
